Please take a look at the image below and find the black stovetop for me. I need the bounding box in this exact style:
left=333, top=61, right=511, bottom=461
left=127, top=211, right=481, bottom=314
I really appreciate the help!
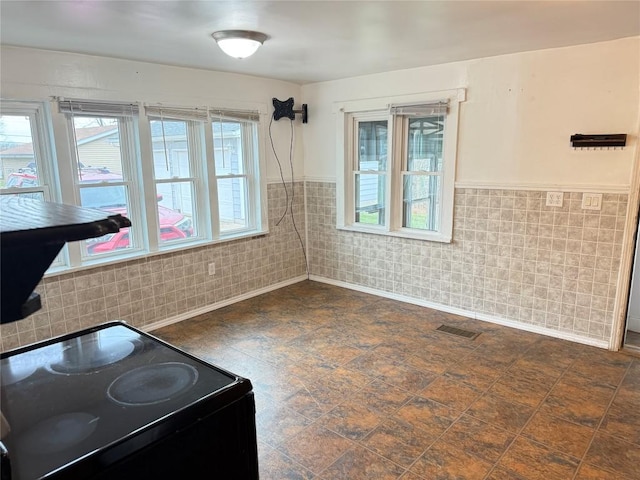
left=0, top=322, right=243, bottom=480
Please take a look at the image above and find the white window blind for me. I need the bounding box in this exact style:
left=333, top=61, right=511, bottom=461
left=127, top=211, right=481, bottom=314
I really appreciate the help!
left=145, top=106, right=209, bottom=121
left=146, top=106, right=259, bottom=123
left=389, top=101, right=448, bottom=117
left=58, top=99, right=139, bottom=116
left=209, top=109, right=260, bottom=123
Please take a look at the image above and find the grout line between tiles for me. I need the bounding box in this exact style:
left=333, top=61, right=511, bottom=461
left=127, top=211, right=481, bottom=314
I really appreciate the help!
left=569, top=359, right=636, bottom=480
left=478, top=343, right=580, bottom=479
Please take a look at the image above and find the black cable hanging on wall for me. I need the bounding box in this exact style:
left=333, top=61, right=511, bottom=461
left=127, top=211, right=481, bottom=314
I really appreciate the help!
left=269, top=97, right=309, bottom=278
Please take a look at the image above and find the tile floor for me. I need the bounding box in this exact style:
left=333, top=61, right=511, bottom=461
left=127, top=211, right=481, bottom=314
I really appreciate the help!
left=625, top=330, right=640, bottom=350
left=155, top=281, right=640, bottom=480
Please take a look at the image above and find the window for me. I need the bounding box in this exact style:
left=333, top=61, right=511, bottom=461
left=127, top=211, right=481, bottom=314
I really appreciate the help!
left=146, top=107, right=264, bottom=244
left=0, top=101, right=56, bottom=202
left=146, top=108, right=207, bottom=247
left=336, top=89, right=464, bottom=242
left=211, top=114, right=260, bottom=235
left=355, top=118, right=387, bottom=225
left=0, top=101, right=65, bottom=268
left=59, top=101, right=142, bottom=259
left=0, top=98, right=267, bottom=273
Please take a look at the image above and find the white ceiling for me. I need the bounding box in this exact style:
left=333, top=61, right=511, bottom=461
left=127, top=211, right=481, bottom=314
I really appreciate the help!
left=1, top=1, right=639, bottom=85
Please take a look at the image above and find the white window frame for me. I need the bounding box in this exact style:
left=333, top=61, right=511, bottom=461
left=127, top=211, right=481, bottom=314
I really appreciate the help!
left=0, top=100, right=67, bottom=268
left=145, top=110, right=208, bottom=249
left=335, top=89, right=465, bottom=243
left=0, top=98, right=269, bottom=275
left=0, top=101, right=58, bottom=203
left=211, top=115, right=261, bottom=238
left=58, top=103, right=144, bottom=265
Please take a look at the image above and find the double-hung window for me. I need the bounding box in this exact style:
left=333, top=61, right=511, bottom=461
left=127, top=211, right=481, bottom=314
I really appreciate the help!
left=0, top=101, right=63, bottom=267
left=146, top=107, right=208, bottom=247
left=0, top=97, right=267, bottom=273
left=145, top=107, right=265, bottom=248
left=336, top=89, right=464, bottom=242
left=59, top=100, right=142, bottom=259
left=211, top=111, right=261, bottom=236
left=0, top=101, right=56, bottom=202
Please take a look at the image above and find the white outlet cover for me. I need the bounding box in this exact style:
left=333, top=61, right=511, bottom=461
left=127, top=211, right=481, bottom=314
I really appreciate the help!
left=546, top=192, right=563, bottom=207
left=582, top=193, right=602, bottom=210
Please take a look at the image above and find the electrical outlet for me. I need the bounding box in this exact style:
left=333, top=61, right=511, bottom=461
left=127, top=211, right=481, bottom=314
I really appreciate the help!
left=546, top=192, right=563, bottom=207
left=208, top=262, right=216, bottom=276
left=582, top=193, right=602, bottom=211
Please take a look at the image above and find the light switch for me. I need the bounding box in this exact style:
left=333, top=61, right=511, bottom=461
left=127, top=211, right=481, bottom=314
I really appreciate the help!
left=582, top=193, right=602, bottom=210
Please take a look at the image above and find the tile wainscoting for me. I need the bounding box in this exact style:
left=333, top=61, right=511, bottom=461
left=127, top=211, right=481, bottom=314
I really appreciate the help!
left=0, top=182, right=307, bottom=351
left=306, top=182, right=627, bottom=346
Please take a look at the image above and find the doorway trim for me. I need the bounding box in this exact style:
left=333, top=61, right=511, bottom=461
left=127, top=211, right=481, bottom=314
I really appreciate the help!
left=610, top=117, right=640, bottom=350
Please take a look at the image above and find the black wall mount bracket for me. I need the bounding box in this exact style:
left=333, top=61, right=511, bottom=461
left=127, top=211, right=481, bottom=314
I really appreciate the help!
left=273, top=97, right=308, bottom=123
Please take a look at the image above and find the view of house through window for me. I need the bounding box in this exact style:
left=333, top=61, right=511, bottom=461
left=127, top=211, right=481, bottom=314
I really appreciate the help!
left=0, top=99, right=266, bottom=272
left=213, top=118, right=252, bottom=233
left=69, top=115, right=140, bottom=257
left=0, top=103, right=62, bottom=265
left=0, top=112, right=46, bottom=199
left=150, top=118, right=198, bottom=244
left=356, top=119, right=387, bottom=226
left=402, top=115, right=445, bottom=231
left=338, top=91, right=461, bottom=243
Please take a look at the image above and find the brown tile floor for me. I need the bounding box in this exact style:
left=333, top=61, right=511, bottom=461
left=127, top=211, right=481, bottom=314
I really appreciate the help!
left=155, top=281, right=640, bottom=480
left=625, top=330, right=640, bottom=349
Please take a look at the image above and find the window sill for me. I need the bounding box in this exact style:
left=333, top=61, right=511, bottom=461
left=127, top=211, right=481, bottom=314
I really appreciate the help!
left=336, top=224, right=452, bottom=243
left=44, top=227, right=269, bottom=278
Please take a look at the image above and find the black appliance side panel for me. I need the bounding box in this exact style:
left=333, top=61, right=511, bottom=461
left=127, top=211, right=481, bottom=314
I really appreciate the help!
left=89, top=393, right=258, bottom=480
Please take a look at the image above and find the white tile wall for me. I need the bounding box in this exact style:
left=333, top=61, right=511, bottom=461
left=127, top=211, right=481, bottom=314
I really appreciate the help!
left=306, top=182, right=627, bottom=343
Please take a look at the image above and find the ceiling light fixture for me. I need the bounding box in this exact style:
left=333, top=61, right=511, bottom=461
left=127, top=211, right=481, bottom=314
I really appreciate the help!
left=211, top=30, right=268, bottom=59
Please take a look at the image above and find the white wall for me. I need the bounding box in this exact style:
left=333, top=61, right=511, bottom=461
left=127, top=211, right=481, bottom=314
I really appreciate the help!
left=0, top=46, right=304, bottom=183
left=301, top=37, right=639, bottom=189
left=628, top=224, right=640, bottom=331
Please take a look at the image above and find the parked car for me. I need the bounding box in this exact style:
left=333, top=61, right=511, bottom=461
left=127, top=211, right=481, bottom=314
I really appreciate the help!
left=87, top=226, right=187, bottom=254
left=5, top=169, right=193, bottom=252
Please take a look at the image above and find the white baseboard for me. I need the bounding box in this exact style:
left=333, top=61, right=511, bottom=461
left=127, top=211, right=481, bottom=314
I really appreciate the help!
left=143, top=275, right=308, bottom=332
left=310, top=275, right=609, bottom=349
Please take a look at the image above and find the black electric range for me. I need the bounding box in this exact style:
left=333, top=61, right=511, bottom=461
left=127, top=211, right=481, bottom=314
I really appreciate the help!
left=0, top=322, right=258, bottom=480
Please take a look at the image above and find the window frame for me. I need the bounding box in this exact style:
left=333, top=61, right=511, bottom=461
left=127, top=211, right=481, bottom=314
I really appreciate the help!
left=146, top=113, right=208, bottom=249
left=0, top=98, right=269, bottom=275
left=0, top=101, right=58, bottom=202
left=212, top=115, right=261, bottom=238
left=61, top=110, right=145, bottom=264
left=335, top=89, right=465, bottom=243
left=351, top=112, right=390, bottom=229
left=0, top=101, right=67, bottom=268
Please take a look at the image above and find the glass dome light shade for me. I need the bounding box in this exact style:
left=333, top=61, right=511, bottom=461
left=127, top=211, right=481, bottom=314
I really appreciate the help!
left=212, top=30, right=268, bottom=59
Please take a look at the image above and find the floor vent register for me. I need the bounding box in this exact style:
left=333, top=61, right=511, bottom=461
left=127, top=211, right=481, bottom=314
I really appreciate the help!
left=436, top=324, right=481, bottom=340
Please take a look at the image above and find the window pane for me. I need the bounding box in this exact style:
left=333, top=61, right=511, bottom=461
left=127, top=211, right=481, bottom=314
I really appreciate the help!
left=72, top=117, right=123, bottom=181
left=79, top=185, right=133, bottom=256
left=84, top=228, right=131, bottom=255
left=156, top=182, right=196, bottom=242
left=358, top=120, right=387, bottom=171
left=0, top=115, right=39, bottom=188
left=150, top=119, right=191, bottom=179
left=217, top=177, right=247, bottom=232
left=355, top=173, right=385, bottom=225
left=407, top=116, right=444, bottom=172
left=403, top=174, right=441, bottom=231
left=213, top=121, right=244, bottom=175
left=0, top=191, right=45, bottom=201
